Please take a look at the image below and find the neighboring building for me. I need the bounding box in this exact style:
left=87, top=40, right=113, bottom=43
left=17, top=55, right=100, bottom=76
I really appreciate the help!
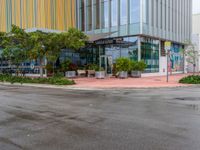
left=193, top=14, right=200, bottom=35
left=0, top=0, right=192, bottom=76
left=0, top=0, right=76, bottom=32
left=191, top=14, right=200, bottom=73
left=77, top=0, right=192, bottom=75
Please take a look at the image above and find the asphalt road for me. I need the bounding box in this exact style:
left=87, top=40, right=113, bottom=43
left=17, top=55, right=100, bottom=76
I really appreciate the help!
left=0, top=85, right=200, bottom=150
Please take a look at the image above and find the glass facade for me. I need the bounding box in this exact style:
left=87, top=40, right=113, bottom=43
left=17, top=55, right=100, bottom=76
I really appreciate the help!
left=94, top=0, right=100, bottom=29
left=141, top=38, right=160, bottom=73
left=130, top=0, right=140, bottom=24
left=79, top=0, right=85, bottom=31
left=120, top=0, right=127, bottom=25
left=101, top=0, right=109, bottom=29
left=111, top=0, right=118, bottom=27
left=104, top=37, right=138, bottom=63
left=78, top=0, right=191, bottom=42
left=76, top=0, right=190, bottom=74
left=86, top=0, right=92, bottom=31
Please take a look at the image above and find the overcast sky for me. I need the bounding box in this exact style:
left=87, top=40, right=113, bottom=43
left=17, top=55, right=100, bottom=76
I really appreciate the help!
left=193, top=0, right=200, bottom=14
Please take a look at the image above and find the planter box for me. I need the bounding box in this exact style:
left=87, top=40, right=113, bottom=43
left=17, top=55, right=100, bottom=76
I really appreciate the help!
left=131, top=71, right=142, bottom=78
left=87, top=70, right=95, bottom=77
left=118, top=71, right=128, bottom=79
left=65, top=71, right=76, bottom=78
left=95, top=71, right=105, bottom=79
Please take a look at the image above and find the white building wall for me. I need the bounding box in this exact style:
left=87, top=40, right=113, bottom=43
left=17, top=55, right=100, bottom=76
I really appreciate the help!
left=192, top=14, right=200, bottom=73
left=193, top=14, right=200, bottom=35
left=190, top=34, right=200, bottom=73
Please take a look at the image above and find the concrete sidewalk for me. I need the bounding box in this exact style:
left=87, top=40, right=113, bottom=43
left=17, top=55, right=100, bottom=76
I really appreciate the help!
left=72, top=74, right=191, bottom=89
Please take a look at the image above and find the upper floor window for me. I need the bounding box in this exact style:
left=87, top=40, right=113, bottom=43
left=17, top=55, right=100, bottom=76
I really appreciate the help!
left=120, top=0, right=127, bottom=25
left=86, top=0, right=92, bottom=31
left=101, top=0, right=109, bottom=28
left=111, top=0, right=118, bottom=27
left=130, top=0, right=140, bottom=24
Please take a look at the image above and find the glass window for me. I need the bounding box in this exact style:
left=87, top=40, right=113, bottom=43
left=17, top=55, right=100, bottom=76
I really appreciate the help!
left=104, top=37, right=138, bottom=63
left=143, top=0, right=147, bottom=24
left=101, top=0, right=109, bottom=28
left=120, top=0, right=127, bottom=25
left=127, top=37, right=138, bottom=61
left=130, top=0, right=140, bottom=24
left=94, top=0, right=100, bottom=29
left=111, top=0, right=118, bottom=27
left=141, top=38, right=159, bottom=73
left=86, top=0, right=92, bottom=31
left=79, top=0, right=85, bottom=31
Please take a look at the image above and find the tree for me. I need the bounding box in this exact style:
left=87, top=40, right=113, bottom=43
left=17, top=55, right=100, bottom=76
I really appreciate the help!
left=28, top=31, right=50, bottom=77
left=0, top=32, right=6, bottom=42
left=45, top=33, right=63, bottom=75
left=0, top=32, right=6, bottom=72
left=183, top=41, right=199, bottom=74
left=0, top=26, right=89, bottom=77
left=0, top=25, right=29, bottom=75
left=61, top=28, right=88, bottom=50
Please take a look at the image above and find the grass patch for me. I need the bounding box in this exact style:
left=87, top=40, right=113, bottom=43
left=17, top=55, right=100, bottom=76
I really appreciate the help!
left=179, top=75, right=200, bottom=84
left=0, top=74, right=75, bottom=85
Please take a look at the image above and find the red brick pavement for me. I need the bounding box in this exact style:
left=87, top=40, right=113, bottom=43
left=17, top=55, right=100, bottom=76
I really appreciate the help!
left=72, top=74, right=192, bottom=89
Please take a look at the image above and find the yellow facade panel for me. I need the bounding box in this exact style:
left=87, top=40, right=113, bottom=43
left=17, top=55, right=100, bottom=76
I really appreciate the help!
left=0, top=0, right=76, bottom=32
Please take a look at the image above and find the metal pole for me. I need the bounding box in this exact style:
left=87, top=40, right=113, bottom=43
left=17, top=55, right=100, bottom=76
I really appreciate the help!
left=167, top=50, right=169, bottom=82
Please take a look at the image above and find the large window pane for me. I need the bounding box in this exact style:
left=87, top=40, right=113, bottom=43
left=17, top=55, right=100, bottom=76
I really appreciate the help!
left=130, top=0, right=140, bottom=24
left=86, top=0, right=92, bottom=31
left=79, top=0, right=85, bottom=31
left=120, top=0, right=127, bottom=25
left=141, top=38, right=159, bottom=73
left=111, top=0, right=118, bottom=27
left=94, top=0, right=100, bottom=29
left=101, top=0, right=109, bottom=28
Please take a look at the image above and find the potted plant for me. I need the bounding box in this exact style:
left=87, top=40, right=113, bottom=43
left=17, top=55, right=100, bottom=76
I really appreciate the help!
left=130, top=60, right=147, bottom=78
left=115, top=57, right=131, bottom=79
left=95, top=67, right=105, bottom=79
left=65, top=63, right=78, bottom=78
left=61, top=60, right=77, bottom=78
left=87, top=64, right=97, bottom=77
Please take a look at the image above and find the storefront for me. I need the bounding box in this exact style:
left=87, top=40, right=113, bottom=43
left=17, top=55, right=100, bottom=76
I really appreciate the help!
left=58, top=35, right=184, bottom=76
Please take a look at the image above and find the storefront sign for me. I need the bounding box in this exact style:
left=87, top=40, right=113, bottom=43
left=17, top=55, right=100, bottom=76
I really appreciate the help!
left=164, top=41, right=171, bottom=51
left=95, top=38, right=124, bottom=45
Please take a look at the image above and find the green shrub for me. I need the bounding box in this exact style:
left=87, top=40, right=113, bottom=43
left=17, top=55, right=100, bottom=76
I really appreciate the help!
left=0, top=74, right=75, bottom=85
left=87, top=64, right=98, bottom=71
left=115, top=57, right=131, bottom=72
left=60, top=60, right=71, bottom=72
left=130, top=60, right=147, bottom=72
left=179, top=75, right=200, bottom=84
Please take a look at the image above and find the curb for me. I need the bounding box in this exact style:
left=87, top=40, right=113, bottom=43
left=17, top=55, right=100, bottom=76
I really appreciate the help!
left=0, top=82, right=194, bottom=91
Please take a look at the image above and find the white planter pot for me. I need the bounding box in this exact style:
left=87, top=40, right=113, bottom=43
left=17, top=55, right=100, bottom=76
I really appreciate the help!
left=131, top=71, right=142, bottom=78
left=65, top=71, right=76, bottom=78
left=119, top=71, right=128, bottom=79
left=95, top=71, right=105, bottom=79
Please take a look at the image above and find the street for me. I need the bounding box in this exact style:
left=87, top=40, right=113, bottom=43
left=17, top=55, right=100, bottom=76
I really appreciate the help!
left=0, top=85, right=200, bottom=150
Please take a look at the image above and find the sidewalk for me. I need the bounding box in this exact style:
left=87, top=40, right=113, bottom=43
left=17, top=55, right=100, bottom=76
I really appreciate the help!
left=0, top=74, right=192, bottom=90
left=72, top=74, right=191, bottom=89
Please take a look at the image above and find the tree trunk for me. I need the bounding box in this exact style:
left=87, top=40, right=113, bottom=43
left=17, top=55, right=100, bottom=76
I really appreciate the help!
left=53, top=62, right=55, bottom=76
left=193, top=64, right=196, bottom=75
left=16, top=66, right=19, bottom=76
